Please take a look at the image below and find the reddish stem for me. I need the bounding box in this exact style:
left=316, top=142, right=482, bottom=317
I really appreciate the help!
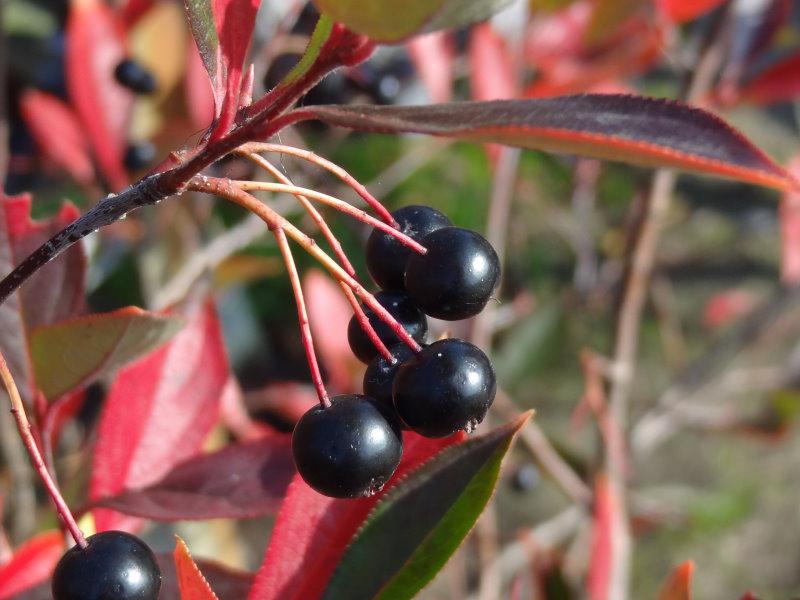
left=340, top=283, right=394, bottom=362
left=0, top=352, right=87, bottom=548
left=274, top=228, right=331, bottom=408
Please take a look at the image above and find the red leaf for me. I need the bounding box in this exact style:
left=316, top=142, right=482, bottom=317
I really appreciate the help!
left=702, top=288, right=759, bottom=329
left=303, top=269, right=361, bottom=393
left=0, top=531, right=63, bottom=600
left=174, top=536, right=219, bottom=600
left=248, top=431, right=465, bottom=600
left=19, top=91, right=94, bottom=185
left=780, top=156, right=800, bottom=285
left=244, top=382, right=318, bottom=430
left=0, top=194, right=85, bottom=400
left=657, top=0, right=724, bottom=23
left=122, top=0, right=154, bottom=25
left=65, top=0, right=132, bottom=191
left=406, top=32, right=454, bottom=103
left=297, top=96, right=796, bottom=191
left=657, top=561, right=694, bottom=600
left=89, top=434, right=294, bottom=520
left=186, top=41, right=217, bottom=131
left=739, top=52, right=800, bottom=106
left=89, top=300, right=229, bottom=531
left=587, top=474, right=614, bottom=600
left=220, top=376, right=273, bottom=440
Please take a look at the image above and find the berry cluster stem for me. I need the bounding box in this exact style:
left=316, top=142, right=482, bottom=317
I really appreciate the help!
left=0, top=352, right=87, bottom=549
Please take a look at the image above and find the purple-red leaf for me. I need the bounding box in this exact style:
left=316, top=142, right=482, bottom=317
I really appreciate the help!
left=296, top=95, right=795, bottom=190
left=88, top=434, right=293, bottom=520
left=407, top=32, right=454, bottom=103
left=0, top=531, right=63, bottom=600
left=174, top=536, right=219, bottom=600
left=89, top=300, right=229, bottom=532
left=739, top=52, right=800, bottom=106
left=657, top=0, right=725, bottom=23
left=0, top=194, right=85, bottom=400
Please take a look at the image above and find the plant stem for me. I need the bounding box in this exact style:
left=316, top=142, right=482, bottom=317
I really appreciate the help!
left=340, top=282, right=394, bottom=362
left=274, top=228, right=330, bottom=408
left=0, top=351, right=86, bottom=548
left=238, top=143, right=396, bottom=226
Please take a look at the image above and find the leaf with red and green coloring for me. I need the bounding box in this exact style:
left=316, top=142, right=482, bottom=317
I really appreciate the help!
left=0, top=194, right=85, bottom=400
left=89, top=300, right=229, bottom=532
left=88, top=434, right=293, bottom=520
left=174, top=536, right=219, bottom=600
left=780, top=157, right=800, bottom=284
left=30, top=306, right=184, bottom=401
left=657, top=561, right=694, bottom=600
left=321, top=414, right=530, bottom=600
left=65, top=0, right=131, bottom=191
left=0, top=531, right=63, bottom=600
left=248, top=431, right=466, bottom=600
left=296, top=95, right=796, bottom=190
left=186, top=40, right=216, bottom=130
left=184, top=0, right=222, bottom=113
left=19, top=90, right=94, bottom=185
left=584, top=0, right=646, bottom=45
left=739, top=52, right=800, bottom=106
left=588, top=474, right=614, bottom=600
left=407, top=32, right=454, bottom=103
left=657, top=0, right=725, bottom=23
left=312, top=0, right=514, bottom=43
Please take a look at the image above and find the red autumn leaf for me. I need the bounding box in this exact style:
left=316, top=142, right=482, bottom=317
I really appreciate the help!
left=174, top=536, right=219, bottom=600
left=89, top=300, right=229, bottom=532
left=244, top=382, right=318, bottom=430
left=18, top=90, right=94, bottom=185
left=406, top=32, right=454, bottom=103
left=587, top=474, right=614, bottom=600
left=65, top=0, right=132, bottom=191
left=88, top=434, right=294, bottom=520
left=657, top=561, right=694, bottom=600
left=248, top=431, right=465, bottom=600
left=186, top=41, right=216, bottom=131
left=122, top=0, right=154, bottom=25
left=584, top=0, right=646, bottom=45
left=739, top=52, right=800, bottom=106
left=702, top=288, right=759, bottom=329
left=657, top=0, right=724, bottom=23
left=220, top=376, right=273, bottom=441
left=525, top=1, right=591, bottom=70
left=0, top=531, right=63, bottom=600
left=303, top=269, right=360, bottom=393
left=296, top=96, right=795, bottom=191
left=0, top=194, right=85, bottom=400
left=780, top=156, right=800, bottom=285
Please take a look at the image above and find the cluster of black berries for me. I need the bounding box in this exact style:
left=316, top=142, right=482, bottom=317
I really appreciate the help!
left=293, top=206, right=501, bottom=498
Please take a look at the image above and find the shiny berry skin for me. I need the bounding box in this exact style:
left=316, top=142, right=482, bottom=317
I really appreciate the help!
left=366, top=205, right=452, bottom=290
left=347, top=290, right=427, bottom=364
left=363, top=342, right=417, bottom=416
left=52, top=531, right=161, bottom=600
left=393, top=338, right=496, bottom=438
left=292, top=394, right=403, bottom=498
left=124, top=142, right=156, bottom=171
left=114, top=59, right=156, bottom=95
left=404, top=227, right=500, bottom=320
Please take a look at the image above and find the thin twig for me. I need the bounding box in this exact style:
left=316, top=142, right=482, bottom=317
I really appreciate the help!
left=0, top=351, right=86, bottom=547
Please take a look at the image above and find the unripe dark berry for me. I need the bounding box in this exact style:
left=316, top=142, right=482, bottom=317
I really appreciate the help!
left=393, top=338, right=496, bottom=438
left=114, top=59, right=157, bottom=95
left=363, top=342, right=417, bottom=418
left=52, top=531, right=161, bottom=600
left=292, top=394, right=403, bottom=498
left=124, top=141, right=156, bottom=171
left=347, top=290, right=427, bottom=364
left=404, top=226, right=500, bottom=320
left=366, top=205, right=452, bottom=290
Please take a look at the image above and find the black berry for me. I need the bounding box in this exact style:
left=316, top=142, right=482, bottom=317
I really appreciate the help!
left=52, top=531, right=161, bottom=600
left=363, top=342, right=417, bottom=415
left=404, top=226, right=500, bottom=320
left=124, top=142, right=156, bottom=171
left=347, top=290, right=427, bottom=364
left=393, top=338, right=496, bottom=438
left=114, top=59, right=157, bottom=95
left=292, top=394, right=403, bottom=498
left=366, top=205, right=452, bottom=290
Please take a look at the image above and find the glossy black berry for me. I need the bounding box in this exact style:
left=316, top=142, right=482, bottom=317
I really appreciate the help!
left=404, top=227, right=500, bottom=320
left=124, top=142, right=156, bottom=171
left=366, top=205, right=452, bottom=290
left=52, top=531, right=161, bottom=600
left=292, top=394, right=403, bottom=498
left=114, top=59, right=157, bottom=95
left=363, top=342, right=417, bottom=414
left=347, top=290, right=427, bottom=364
left=393, top=338, right=496, bottom=438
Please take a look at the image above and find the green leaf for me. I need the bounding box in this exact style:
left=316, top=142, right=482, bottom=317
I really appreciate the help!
left=312, top=0, right=513, bottom=43
left=322, top=413, right=531, bottom=600
left=31, top=307, right=183, bottom=400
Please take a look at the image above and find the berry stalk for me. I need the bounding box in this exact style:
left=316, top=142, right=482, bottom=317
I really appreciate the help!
left=0, top=352, right=87, bottom=548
